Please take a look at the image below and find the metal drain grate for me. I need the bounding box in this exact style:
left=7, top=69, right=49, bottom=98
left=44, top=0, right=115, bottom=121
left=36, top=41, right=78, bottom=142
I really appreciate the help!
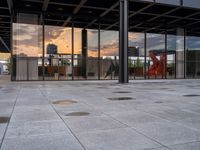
left=108, top=97, right=135, bottom=101
left=0, top=117, right=10, bottom=124
left=65, top=112, right=90, bottom=116
left=183, top=94, right=200, bottom=97
left=112, top=91, right=132, bottom=93
left=52, top=100, right=77, bottom=105
left=155, top=101, right=163, bottom=104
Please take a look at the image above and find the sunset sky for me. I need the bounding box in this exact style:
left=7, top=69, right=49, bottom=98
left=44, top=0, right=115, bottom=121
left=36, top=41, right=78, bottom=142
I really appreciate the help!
left=13, top=23, right=200, bottom=58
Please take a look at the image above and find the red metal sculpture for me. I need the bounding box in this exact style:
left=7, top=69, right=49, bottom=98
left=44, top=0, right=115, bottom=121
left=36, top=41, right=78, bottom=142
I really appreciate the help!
left=148, top=51, right=166, bottom=77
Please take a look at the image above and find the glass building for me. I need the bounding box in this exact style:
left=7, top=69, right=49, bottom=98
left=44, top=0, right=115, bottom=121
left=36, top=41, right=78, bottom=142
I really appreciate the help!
left=1, top=0, right=200, bottom=82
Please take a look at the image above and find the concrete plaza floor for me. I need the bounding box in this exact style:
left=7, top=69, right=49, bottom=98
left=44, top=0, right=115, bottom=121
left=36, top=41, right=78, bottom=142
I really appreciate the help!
left=0, top=75, right=200, bottom=150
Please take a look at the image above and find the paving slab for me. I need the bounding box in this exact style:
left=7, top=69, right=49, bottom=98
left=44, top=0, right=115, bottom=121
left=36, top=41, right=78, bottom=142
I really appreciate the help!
left=64, top=115, right=126, bottom=133
left=5, top=120, right=71, bottom=138
left=132, top=122, right=200, bottom=146
left=1, top=133, right=84, bottom=150
left=169, top=141, right=200, bottom=150
left=77, top=128, right=162, bottom=150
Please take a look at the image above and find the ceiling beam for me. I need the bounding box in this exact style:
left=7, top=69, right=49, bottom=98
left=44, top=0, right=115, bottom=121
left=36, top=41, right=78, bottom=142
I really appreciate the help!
left=62, top=0, right=87, bottom=27
left=85, top=2, right=119, bottom=28
left=0, top=7, right=9, bottom=10
left=142, top=11, right=200, bottom=33
left=0, top=37, right=10, bottom=51
left=166, top=11, right=200, bottom=25
left=105, top=3, right=155, bottom=30
left=6, top=0, right=13, bottom=14
left=42, top=0, right=49, bottom=11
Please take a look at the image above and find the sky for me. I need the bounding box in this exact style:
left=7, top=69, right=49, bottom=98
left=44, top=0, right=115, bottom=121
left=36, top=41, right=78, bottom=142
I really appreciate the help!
left=13, top=23, right=200, bottom=58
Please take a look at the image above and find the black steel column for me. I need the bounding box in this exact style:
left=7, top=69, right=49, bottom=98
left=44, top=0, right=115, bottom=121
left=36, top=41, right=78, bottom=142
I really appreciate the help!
left=119, top=0, right=129, bottom=83
left=42, top=12, right=45, bottom=80
left=165, top=32, right=167, bottom=79
left=72, top=23, right=74, bottom=80
left=144, top=32, right=147, bottom=80
left=184, top=28, right=186, bottom=79
left=98, top=23, right=100, bottom=80
left=82, top=29, right=87, bottom=78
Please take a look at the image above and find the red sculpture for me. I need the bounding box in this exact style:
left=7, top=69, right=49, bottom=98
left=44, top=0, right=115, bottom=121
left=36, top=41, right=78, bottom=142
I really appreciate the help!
left=148, top=51, right=166, bottom=77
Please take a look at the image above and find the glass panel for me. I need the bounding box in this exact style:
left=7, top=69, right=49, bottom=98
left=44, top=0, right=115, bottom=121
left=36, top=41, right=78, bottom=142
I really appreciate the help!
left=156, top=0, right=180, bottom=5
left=167, top=34, right=176, bottom=79
left=146, top=33, right=166, bottom=79
left=183, top=0, right=200, bottom=8
left=176, top=28, right=185, bottom=78
left=44, top=25, right=72, bottom=80
left=73, top=28, right=85, bottom=80
left=12, top=13, right=42, bottom=81
left=139, top=0, right=154, bottom=2
left=100, top=30, right=119, bottom=80
left=87, top=29, right=98, bottom=80
left=186, top=34, right=200, bottom=78
left=128, top=32, right=145, bottom=80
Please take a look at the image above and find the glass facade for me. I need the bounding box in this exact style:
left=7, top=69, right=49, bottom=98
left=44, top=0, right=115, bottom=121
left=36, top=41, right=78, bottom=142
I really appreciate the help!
left=12, top=7, right=200, bottom=81
left=12, top=13, right=43, bottom=81
left=100, top=30, right=119, bottom=80
left=128, top=32, right=145, bottom=79
left=183, top=0, right=200, bottom=8
left=156, top=0, right=180, bottom=5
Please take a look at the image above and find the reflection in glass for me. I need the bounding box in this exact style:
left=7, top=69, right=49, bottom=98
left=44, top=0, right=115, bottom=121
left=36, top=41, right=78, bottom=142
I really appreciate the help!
left=167, top=34, right=176, bottom=79
left=87, top=29, right=98, bottom=79
left=100, top=30, right=119, bottom=79
left=44, top=25, right=72, bottom=80
left=128, top=32, right=145, bottom=79
left=13, top=13, right=42, bottom=81
left=146, top=33, right=165, bottom=79
left=186, top=35, right=200, bottom=78
left=183, top=0, right=200, bottom=8
left=156, top=0, right=180, bottom=5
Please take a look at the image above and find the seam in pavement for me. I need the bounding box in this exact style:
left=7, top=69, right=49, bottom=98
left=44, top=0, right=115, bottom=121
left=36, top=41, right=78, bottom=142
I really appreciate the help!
left=164, top=140, right=200, bottom=149
left=102, top=112, right=171, bottom=150
left=0, top=88, right=21, bottom=150
left=81, top=100, right=171, bottom=150
left=40, top=89, right=87, bottom=150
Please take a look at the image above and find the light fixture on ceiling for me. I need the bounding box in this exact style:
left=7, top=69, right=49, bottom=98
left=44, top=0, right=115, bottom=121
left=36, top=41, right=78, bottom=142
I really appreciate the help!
left=58, top=8, right=63, bottom=11
left=25, top=4, right=31, bottom=7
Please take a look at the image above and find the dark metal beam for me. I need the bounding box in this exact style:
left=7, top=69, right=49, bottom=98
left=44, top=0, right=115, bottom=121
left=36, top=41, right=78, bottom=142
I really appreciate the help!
left=62, top=0, right=87, bottom=27
left=130, top=6, right=181, bottom=30
left=0, top=37, right=9, bottom=51
left=0, top=15, right=10, bottom=18
left=167, top=11, right=200, bottom=25
left=106, top=2, right=154, bottom=30
left=0, top=7, right=9, bottom=10
left=119, top=0, right=129, bottom=83
left=22, top=0, right=120, bottom=12
left=42, top=0, right=49, bottom=11
left=85, top=2, right=119, bottom=28
left=6, top=0, right=13, bottom=14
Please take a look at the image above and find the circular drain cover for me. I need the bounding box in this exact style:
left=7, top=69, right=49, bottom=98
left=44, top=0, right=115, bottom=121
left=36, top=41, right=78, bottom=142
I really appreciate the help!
left=52, top=100, right=77, bottom=105
left=65, top=112, right=90, bottom=116
left=160, top=88, right=169, bottom=90
left=112, top=91, right=132, bottom=93
left=0, top=117, right=10, bottom=124
left=183, top=94, right=200, bottom=97
left=168, top=90, right=176, bottom=91
left=108, top=97, right=135, bottom=101
left=155, top=101, right=163, bottom=104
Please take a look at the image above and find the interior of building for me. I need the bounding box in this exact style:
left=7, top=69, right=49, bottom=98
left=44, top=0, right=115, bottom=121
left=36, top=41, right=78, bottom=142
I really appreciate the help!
left=1, top=0, right=200, bottom=81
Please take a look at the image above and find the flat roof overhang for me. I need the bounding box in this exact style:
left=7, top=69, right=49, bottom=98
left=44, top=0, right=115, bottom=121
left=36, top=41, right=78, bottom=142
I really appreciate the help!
left=1, top=0, right=200, bottom=53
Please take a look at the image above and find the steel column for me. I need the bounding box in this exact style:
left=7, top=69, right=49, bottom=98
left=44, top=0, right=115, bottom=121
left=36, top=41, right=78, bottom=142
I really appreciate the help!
left=119, top=0, right=129, bottom=83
